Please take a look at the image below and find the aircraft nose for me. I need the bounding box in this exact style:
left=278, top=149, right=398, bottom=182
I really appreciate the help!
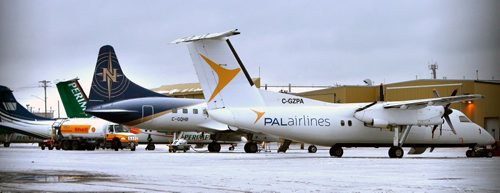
left=482, top=128, right=496, bottom=145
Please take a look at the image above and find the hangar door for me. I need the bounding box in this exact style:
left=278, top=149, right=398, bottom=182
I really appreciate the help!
left=485, top=117, right=499, bottom=141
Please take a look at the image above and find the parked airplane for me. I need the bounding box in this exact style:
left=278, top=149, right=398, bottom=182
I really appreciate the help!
left=85, top=45, right=277, bottom=153
left=57, top=78, right=236, bottom=151
left=0, top=85, right=137, bottom=151
left=174, top=29, right=496, bottom=158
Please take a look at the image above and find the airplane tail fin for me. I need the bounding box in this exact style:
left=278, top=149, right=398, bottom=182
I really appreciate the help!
left=56, top=78, right=92, bottom=118
left=0, top=85, right=52, bottom=121
left=173, top=29, right=265, bottom=110
left=87, top=45, right=165, bottom=108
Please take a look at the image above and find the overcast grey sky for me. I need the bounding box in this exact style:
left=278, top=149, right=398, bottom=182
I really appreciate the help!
left=0, top=0, right=498, bottom=117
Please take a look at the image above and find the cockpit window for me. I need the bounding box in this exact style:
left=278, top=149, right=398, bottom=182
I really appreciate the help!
left=459, top=116, right=471, bottom=122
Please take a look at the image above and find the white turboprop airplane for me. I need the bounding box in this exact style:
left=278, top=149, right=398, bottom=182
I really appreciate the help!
left=174, top=29, right=496, bottom=158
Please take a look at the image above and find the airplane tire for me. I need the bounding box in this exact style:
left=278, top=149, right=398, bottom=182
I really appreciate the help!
left=3, top=143, right=10, bottom=147
left=86, top=144, right=96, bottom=151
left=389, top=146, right=404, bottom=158
left=130, top=143, right=136, bottom=151
left=329, top=145, right=343, bottom=157
left=41, top=145, right=45, bottom=150
left=308, top=145, right=317, bottom=153
left=48, top=146, right=54, bottom=150
left=466, top=150, right=473, bottom=157
left=71, top=141, right=80, bottom=151
left=146, top=144, right=155, bottom=151
left=244, top=143, right=258, bottom=153
left=210, top=143, right=221, bottom=153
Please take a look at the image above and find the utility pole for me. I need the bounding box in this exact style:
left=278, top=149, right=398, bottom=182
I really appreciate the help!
left=428, top=63, right=438, bottom=79
left=39, top=80, right=51, bottom=117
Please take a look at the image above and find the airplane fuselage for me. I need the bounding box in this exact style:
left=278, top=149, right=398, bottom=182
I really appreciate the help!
left=209, top=104, right=495, bottom=148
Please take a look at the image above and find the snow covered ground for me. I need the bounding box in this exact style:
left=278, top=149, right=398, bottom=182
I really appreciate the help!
left=0, top=143, right=499, bottom=192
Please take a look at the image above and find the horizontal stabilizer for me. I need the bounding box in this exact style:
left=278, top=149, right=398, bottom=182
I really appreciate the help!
left=172, top=29, right=240, bottom=44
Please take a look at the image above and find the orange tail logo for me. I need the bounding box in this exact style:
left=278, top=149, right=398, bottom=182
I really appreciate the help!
left=251, top=109, right=265, bottom=124
left=199, top=54, right=240, bottom=102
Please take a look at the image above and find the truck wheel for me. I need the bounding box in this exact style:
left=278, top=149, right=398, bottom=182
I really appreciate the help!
left=86, top=144, right=96, bottom=151
left=130, top=143, right=136, bottom=151
left=112, top=138, right=120, bottom=151
left=41, top=145, right=46, bottom=150
left=71, top=141, right=80, bottom=150
left=56, top=146, right=61, bottom=150
left=48, top=146, right=54, bottom=150
left=62, top=140, right=71, bottom=150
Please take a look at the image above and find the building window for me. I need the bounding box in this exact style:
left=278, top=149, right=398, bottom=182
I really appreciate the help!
left=340, top=120, right=345, bottom=126
left=193, top=109, right=198, bottom=114
left=172, top=108, right=177, bottom=113
left=348, top=120, right=352, bottom=126
left=182, top=109, right=188, bottom=114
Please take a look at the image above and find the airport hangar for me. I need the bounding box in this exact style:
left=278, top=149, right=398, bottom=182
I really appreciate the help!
left=152, top=78, right=500, bottom=142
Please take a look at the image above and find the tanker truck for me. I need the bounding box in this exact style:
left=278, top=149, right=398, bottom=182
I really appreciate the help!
left=41, top=118, right=138, bottom=151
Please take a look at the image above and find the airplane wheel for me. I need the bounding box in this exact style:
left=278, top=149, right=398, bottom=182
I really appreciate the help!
left=329, top=145, right=343, bottom=157
left=71, top=141, right=80, bottom=151
left=130, top=143, right=136, bottom=151
left=3, top=143, right=10, bottom=147
left=244, top=143, right=258, bottom=153
left=389, top=146, right=404, bottom=158
left=48, top=146, right=54, bottom=150
left=466, top=150, right=473, bottom=157
left=41, top=145, right=46, bottom=150
left=209, top=143, right=221, bottom=152
left=87, top=144, right=96, bottom=151
left=308, top=145, right=317, bottom=153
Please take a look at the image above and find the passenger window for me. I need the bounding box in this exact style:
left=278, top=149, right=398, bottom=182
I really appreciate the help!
left=172, top=108, right=178, bottom=113
left=193, top=109, right=198, bottom=114
left=182, top=109, right=188, bottom=114
left=459, top=116, right=471, bottom=122
left=348, top=120, right=352, bottom=126
left=340, top=120, right=345, bottom=126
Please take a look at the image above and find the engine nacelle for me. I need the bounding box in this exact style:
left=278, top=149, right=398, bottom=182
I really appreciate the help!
left=371, top=119, right=389, bottom=128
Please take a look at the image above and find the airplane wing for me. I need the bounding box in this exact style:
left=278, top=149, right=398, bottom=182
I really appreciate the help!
left=383, top=94, right=483, bottom=109
left=196, top=122, right=230, bottom=132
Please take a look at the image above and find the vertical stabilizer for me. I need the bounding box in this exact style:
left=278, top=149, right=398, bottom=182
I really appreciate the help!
left=56, top=78, right=92, bottom=118
left=0, top=85, right=52, bottom=121
left=87, top=45, right=165, bottom=108
left=174, top=29, right=265, bottom=109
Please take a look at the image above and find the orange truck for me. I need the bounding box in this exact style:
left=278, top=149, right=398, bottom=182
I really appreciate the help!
left=41, top=118, right=138, bottom=151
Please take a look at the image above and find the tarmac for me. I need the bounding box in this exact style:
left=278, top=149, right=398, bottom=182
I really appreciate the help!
left=1, top=143, right=499, bottom=192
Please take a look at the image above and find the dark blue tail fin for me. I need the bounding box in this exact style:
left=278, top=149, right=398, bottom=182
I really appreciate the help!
left=87, top=45, right=166, bottom=108
left=0, top=85, right=52, bottom=121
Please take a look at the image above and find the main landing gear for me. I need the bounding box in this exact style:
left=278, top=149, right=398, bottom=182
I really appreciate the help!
left=329, top=145, right=343, bottom=157
left=207, top=142, right=221, bottom=152
left=244, top=142, right=258, bottom=153
left=466, top=148, right=493, bottom=158
left=388, top=125, right=412, bottom=158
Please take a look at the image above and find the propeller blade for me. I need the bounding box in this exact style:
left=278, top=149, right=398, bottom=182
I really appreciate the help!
left=432, top=89, right=440, bottom=98
left=450, top=89, right=458, bottom=96
left=444, top=114, right=457, bottom=135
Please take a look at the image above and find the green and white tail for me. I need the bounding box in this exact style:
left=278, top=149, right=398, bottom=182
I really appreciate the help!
left=174, top=29, right=265, bottom=110
left=56, top=78, right=92, bottom=118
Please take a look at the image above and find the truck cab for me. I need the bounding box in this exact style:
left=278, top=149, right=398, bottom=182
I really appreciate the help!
left=105, top=124, right=139, bottom=151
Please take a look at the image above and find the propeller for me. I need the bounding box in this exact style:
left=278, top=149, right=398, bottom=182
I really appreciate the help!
left=355, top=84, right=384, bottom=112
left=432, top=89, right=458, bottom=138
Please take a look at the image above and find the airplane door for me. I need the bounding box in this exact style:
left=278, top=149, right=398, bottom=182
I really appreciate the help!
left=485, top=117, right=499, bottom=141
left=142, top=105, right=154, bottom=122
